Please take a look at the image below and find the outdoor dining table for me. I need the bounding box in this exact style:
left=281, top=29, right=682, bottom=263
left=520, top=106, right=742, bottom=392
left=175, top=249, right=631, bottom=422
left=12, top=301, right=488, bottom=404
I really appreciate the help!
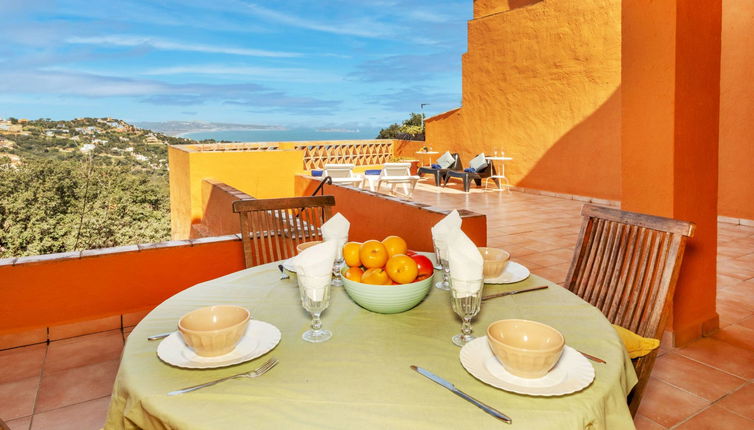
left=105, top=256, right=638, bottom=430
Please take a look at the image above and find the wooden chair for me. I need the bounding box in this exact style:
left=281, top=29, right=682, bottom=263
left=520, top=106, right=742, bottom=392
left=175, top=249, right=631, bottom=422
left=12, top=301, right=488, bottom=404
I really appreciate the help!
left=563, top=204, right=695, bottom=416
left=232, top=196, right=335, bottom=268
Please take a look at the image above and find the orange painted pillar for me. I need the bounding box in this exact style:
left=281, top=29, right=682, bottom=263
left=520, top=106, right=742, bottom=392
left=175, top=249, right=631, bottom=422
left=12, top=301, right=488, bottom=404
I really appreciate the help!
left=621, top=0, right=721, bottom=346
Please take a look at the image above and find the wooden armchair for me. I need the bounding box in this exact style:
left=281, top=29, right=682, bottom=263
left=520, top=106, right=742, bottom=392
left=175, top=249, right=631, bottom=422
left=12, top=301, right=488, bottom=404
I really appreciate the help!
left=232, top=196, right=336, bottom=268
left=563, top=204, right=695, bottom=416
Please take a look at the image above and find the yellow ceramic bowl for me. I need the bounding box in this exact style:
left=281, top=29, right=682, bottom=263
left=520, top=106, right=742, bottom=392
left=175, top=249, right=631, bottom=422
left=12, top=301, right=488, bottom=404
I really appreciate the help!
left=478, top=247, right=510, bottom=278
left=486, top=319, right=565, bottom=378
left=296, top=240, right=322, bottom=254
left=178, top=305, right=250, bottom=357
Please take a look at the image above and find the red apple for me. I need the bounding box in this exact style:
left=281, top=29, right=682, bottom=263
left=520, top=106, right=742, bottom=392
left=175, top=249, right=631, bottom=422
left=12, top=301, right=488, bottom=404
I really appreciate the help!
left=409, top=254, right=434, bottom=280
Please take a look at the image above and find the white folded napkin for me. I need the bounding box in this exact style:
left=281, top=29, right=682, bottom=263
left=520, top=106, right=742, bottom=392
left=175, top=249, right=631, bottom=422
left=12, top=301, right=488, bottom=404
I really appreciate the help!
left=292, top=240, right=336, bottom=301
left=447, top=229, right=484, bottom=297
left=431, top=209, right=462, bottom=261
left=322, top=213, right=350, bottom=259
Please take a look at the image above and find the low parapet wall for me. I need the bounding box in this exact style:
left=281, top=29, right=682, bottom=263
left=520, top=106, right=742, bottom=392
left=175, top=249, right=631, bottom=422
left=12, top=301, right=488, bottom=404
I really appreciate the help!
left=192, top=178, right=252, bottom=238
left=294, top=175, right=487, bottom=251
left=0, top=236, right=245, bottom=348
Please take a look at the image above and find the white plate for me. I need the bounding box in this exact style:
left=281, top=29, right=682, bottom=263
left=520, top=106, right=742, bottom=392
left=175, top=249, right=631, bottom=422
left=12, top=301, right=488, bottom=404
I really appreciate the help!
left=484, top=261, right=530, bottom=284
left=157, top=320, right=281, bottom=369
left=459, top=336, right=595, bottom=396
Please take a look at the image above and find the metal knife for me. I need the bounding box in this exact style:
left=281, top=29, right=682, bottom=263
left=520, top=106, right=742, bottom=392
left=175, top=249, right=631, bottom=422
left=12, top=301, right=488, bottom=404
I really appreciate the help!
left=482, top=285, right=549, bottom=301
left=147, top=331, right=173, bottom=341
left=410, top=365, right=512, bottom=424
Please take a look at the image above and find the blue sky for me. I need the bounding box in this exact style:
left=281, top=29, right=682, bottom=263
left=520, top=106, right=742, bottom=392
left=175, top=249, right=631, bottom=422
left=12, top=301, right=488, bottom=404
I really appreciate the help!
left=0, top=0, right=469, bottom=129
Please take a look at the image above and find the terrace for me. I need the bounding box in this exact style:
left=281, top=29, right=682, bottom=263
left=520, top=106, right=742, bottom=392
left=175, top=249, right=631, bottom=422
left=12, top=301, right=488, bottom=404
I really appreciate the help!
left=2, top=0, right=754, bottom=429
left=1, top=182, right=753, bottom=429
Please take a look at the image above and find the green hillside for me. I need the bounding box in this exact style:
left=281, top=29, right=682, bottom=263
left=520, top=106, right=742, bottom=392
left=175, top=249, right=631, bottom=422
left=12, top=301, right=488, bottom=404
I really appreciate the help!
left=0, top=117, right=205, bottom=257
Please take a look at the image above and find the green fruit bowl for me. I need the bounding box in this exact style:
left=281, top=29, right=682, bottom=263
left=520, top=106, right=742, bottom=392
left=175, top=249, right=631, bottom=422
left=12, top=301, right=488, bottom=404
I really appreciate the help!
left=341, top=271, right=434, bottom=314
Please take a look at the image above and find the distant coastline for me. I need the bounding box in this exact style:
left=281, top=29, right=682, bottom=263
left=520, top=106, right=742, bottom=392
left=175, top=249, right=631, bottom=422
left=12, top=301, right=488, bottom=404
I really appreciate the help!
left=182, top=127, right=381, bottom=142
left=135, top=121, right=284, bottom=137
left=174, top=128, right=278, bottom=138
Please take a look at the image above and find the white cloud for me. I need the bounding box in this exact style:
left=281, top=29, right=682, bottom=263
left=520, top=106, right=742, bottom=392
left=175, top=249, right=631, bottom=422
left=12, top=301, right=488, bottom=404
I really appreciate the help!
left=142, top=65, right=342, bottom=83
left=406, top=9, right=452, bottom=23
left=243, top=3, right=394, bottom=38
left=65, top=35, right=300, bottom=58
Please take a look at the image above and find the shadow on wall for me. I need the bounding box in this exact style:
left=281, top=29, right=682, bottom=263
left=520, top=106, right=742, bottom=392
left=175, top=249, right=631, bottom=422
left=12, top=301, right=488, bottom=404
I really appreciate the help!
left=517, top=87, right=622, bottom=201
left=508, top=0, right=544, bottom=12
left=475, top=0, right=544, bottom=18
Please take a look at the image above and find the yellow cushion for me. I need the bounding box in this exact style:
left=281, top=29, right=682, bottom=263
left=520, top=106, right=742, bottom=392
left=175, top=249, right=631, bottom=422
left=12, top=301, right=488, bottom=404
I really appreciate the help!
left=612, top=324, right=660, bottom=359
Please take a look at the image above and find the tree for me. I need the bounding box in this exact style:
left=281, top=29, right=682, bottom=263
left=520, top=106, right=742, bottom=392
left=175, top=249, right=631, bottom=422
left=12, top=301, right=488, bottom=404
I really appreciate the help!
left=0, top=158, right=170, bottom=257
left=377, top=113, right=425, bottom=140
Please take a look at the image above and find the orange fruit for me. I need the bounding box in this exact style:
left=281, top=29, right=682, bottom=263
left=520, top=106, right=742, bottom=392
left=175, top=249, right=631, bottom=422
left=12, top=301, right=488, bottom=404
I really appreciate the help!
left=343, top=266, right=364, bottom=282
left=382, top=235, right=408, bottom=257
left=359, top=240, right=389, bottom=269
left=343, top=241, right=362, bottom=267
left=385, top=254, right=419, bottom=284
left=361, top=268, right=390, bottom=285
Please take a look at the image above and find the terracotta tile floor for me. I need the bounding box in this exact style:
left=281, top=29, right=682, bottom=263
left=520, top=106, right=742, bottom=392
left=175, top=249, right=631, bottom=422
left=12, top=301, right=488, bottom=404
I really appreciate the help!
left=2, top=185, right=754, bottom=429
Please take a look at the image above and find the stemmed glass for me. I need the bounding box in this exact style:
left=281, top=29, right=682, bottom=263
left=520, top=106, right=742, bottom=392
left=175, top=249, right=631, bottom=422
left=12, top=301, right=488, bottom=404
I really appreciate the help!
left=331, top=249, right=345, bottom=287
left=330, top=255, right=346, bottom=287
left=297, top=274, right=333, bottom=343
left=433, top=244, right=450, bottom=290
left=450, top=279, right=483, bottom=346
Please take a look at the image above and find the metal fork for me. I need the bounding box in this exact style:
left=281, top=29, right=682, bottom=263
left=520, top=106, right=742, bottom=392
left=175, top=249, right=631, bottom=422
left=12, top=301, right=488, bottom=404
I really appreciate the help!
left=167, top=358, right=278, bottom=396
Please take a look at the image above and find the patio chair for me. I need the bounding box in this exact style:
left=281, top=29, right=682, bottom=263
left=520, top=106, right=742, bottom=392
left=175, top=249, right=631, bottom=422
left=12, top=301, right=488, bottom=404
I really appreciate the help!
left=323, top=163, right=363, bottom=187
left=443, top=153, right=498, bottom=192
left=232, top=195, right=335, bottom=268
left=563, top=204, right=695, bottom=416
left=417, top=152, right=462, bottom=186
left=376, top=163, right=420, bottom=198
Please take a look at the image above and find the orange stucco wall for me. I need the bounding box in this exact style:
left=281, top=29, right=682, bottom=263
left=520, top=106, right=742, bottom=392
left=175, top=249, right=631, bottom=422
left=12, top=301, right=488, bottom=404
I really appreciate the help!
left=0, top=238, right=245, bottom=334
left=427, top=0, right=754, bottom=221
left=719, top=1, right=754, bottom=220
left=169, top=146, right=304, bottom=239
left=294, top=176, right=487, bottom=251
left=622, top=0, right=721, bottom=345
left=426, top=0, right=622, bottom=201
left=195, top=179, right=253, bottom=238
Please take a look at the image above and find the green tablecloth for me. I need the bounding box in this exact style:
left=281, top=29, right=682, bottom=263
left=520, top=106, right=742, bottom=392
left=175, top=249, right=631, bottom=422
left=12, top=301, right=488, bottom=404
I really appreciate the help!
left=105, top=260, right=637, bottom=430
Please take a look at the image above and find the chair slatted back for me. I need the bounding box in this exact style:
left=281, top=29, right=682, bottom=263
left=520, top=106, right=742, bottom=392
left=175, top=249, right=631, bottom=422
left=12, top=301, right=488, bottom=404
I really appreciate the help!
left=324, top=164, right=356, bottom=179
left=564, top=204, right=695, bottom=415
left=381, top=162, right=412, bottom=177
left=232, top=196, right=335, bottom=268
left=449, top=153, right=462, bottom=170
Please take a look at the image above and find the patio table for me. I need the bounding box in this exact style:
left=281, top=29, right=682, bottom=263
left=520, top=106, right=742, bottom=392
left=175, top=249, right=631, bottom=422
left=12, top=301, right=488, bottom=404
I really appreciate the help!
left=105, top=257, right=637, bottom=430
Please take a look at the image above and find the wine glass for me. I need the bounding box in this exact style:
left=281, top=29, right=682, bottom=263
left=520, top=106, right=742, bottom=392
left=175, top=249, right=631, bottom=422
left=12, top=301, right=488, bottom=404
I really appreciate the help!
left=433, top=244, right=450, bottom=290
left=432, top=242, right=443, bottom=270
left=331, top=241, right=346, bottom=287
left=297, top=274, right=333, bottom=343
left=450, top=279, right=483, bottom=346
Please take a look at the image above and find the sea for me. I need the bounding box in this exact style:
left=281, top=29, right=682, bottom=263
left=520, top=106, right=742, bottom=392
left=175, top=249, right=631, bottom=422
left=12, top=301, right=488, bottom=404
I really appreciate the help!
left=182, top=127, right=381, bottom=142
